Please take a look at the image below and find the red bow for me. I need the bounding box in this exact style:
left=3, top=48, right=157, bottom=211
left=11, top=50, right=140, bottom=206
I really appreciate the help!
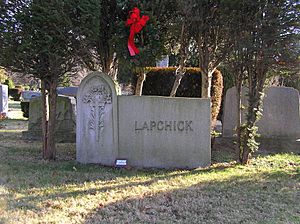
left=126, top=7, right=149, bottom=56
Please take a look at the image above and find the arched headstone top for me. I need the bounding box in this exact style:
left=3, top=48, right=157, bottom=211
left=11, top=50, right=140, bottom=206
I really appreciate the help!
left=78, top=72, right=120, bottom=100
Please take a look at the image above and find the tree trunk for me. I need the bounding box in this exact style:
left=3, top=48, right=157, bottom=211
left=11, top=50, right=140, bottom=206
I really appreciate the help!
left=201, top=69, right=214, bottom=98
left=47, top=78, right=57, bottom=160
left=198, top=36, right=213, bottom=99
left=170, top=70, right=185, bottom=97
left=41, top=80, right=49, bottom=159
left=170, top=21, right=186, bottom=97
left=108, top=52, right=118, bottom=80
left=235, top=80, right=242, bottom=161
left=135, top=72, right=146, bottom=96
left=240, top=71, right=266, bottom=164
left=41, top=78, right=57, bottom=160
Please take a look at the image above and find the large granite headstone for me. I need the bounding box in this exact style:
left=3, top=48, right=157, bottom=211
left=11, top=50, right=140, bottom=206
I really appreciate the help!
left=76, top=72, right=119, bottom=165
left=0, top=84, right=8, bottom=115
left=223, top=86, right=300, bottom=138
left=118, top=96, right=211, bottom=169
left=22, top=95, right=76, bottom=142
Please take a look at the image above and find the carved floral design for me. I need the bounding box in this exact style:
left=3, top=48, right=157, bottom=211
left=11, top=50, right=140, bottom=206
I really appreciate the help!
left=83, top=85, right=112, bottom=142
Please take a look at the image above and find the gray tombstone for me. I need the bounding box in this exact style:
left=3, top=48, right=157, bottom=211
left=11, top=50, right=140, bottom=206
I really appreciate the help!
left=223, top=86, right=300, bottom=138
left=257, top=87, right=300, bottom=138
left=76, top=72, right=119, bottom=165
left=0, top=84, right=8, bottom=115
left=22, top=95, right=76, bottom=142
left=118, top=96, right=211, bottom=169
left=222, top=87, right=248, bottom=137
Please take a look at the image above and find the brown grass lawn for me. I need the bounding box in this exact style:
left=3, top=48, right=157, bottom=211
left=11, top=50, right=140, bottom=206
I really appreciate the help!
left=0, top=101, right=299, bottom=223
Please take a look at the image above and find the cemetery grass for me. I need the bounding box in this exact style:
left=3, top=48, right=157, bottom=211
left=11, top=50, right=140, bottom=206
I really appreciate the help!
left=0, top=103, right=299, bottom=223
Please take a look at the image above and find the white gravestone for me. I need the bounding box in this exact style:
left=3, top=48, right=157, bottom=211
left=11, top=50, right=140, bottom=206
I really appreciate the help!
left=76, top=72, right=119, bottom=165
left=0, top=84, right=8, bottom=115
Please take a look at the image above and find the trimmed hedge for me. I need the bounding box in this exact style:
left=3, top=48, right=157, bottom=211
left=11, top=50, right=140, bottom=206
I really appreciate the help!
left=142, top=67, right=202, bottom=97
left=137, top=67, right=223, bottom=128
left=211, top=69, right=223, bottom=128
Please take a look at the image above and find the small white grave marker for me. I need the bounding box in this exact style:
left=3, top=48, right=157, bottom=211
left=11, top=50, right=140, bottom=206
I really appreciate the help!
left=115, top=159, right=127, bottom=168
left=156, top=55, right=169, bottom=67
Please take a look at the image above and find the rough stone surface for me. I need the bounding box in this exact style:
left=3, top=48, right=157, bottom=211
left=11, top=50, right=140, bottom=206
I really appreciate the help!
left=76, top=72, right=119, bottom=165
left=223, top=86, right=300, bottom=138
left=118, top=96, right=211, bottom=169
left=0, top=84, right=8, bottom=114
left=22, top=95, right=76, bottom=142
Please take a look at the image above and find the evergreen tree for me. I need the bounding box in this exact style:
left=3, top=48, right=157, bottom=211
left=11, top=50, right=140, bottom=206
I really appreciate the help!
left=225, top=0, right=299, bottom=164
left=0, top=0, right=86, bottom=159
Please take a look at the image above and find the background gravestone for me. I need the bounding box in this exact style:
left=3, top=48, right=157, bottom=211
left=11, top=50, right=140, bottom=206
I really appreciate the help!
left=223, top=86, right=300, bottom=138
left=0, top=84, right=8, bottom=115
left=76, top=72, right=119, bottom=165
left=257, top=87, right=300, bottom=138
left=222, top=87, right=248, bottom=137
left=22, top=95, right=76, bottom=142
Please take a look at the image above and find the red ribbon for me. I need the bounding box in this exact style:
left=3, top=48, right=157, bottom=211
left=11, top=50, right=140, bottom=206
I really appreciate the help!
left=126, top=7, right=149, bottom=56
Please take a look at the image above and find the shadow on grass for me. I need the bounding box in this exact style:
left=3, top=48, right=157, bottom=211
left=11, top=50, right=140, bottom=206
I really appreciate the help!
left=1, top=142, right=240, bottom=216
left=83, top=170, right=299, bottom=223
left=1, top=129, right=300, bottom=223
left=4, top=166, right=299, bottom=223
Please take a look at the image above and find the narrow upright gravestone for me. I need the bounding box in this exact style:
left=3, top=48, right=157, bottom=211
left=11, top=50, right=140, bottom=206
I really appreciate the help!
left=76, top=72, right=119, bottom=165
left=222, top=87, right=248, bottom=137
left=0, top=84, right=8, bottom=115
